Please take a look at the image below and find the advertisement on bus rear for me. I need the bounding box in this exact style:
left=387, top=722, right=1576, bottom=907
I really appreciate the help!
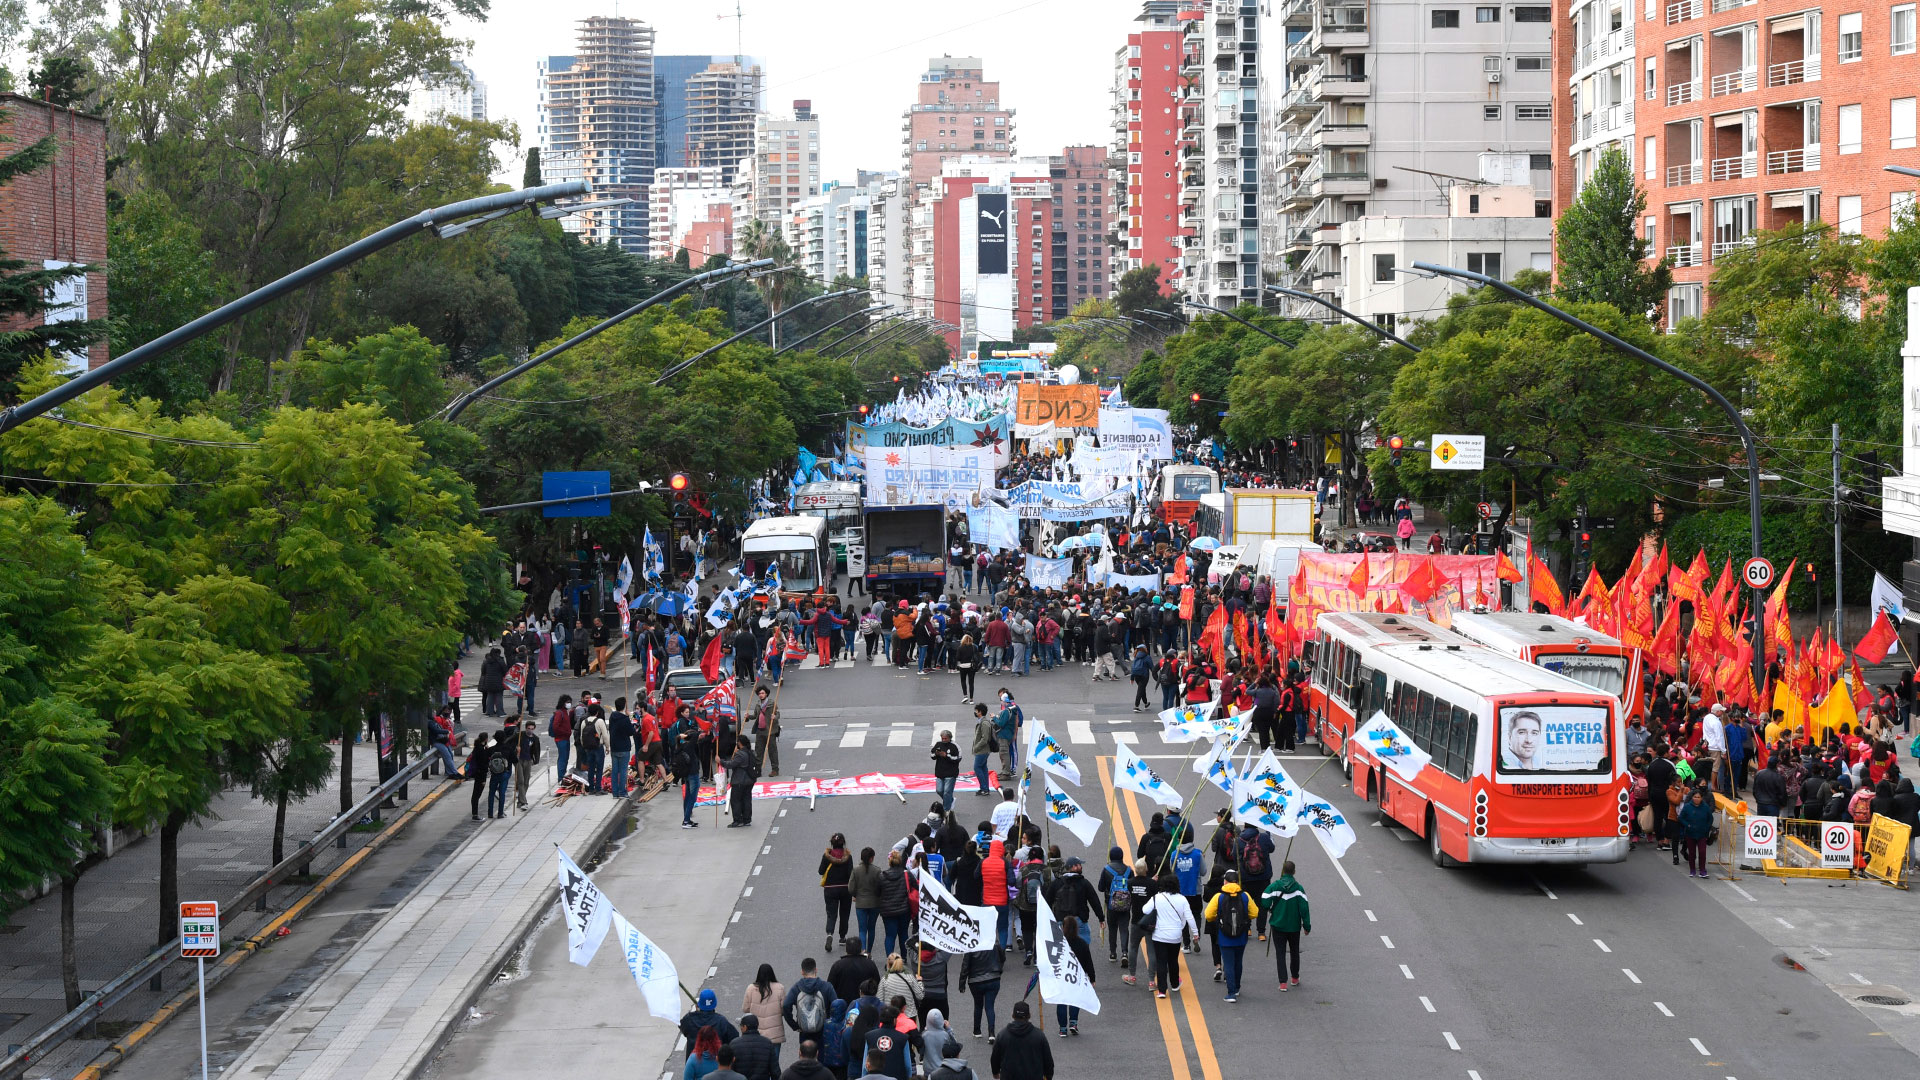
left=1496, top=705, right=1609, bottom=778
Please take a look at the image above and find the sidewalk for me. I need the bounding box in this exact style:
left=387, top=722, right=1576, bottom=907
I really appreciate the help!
left=0, top=645, right=500, bottom=1079
left=214, top=772, right=630, bottom=1080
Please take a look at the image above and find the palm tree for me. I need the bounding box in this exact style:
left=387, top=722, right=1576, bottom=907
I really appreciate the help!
left=733, top=218, right=797, bottom=347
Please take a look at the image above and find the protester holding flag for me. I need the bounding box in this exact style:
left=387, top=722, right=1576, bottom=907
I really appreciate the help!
left=1261, top=860, right=1311, bottom=991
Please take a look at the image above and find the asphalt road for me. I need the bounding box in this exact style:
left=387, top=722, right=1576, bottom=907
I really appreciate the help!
left=689, top=647, right=1919, bottom=1080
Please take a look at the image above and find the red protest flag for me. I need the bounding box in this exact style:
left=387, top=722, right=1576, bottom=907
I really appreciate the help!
left=1179, top=585, right=1196, bottom=621
left=1199, top=603, right=1229, bottom=663
left=1649, top=604, right=1681, bottom=674
left=1348, top=550, right=1371, bottom=596
left=1669, top=548, right=1707, bottom=606
left=700, top=630, right=726, bottom=684
left=1526, top=539, right=1566, bottom=615
left=1763, top=559, right=1796, bottom=664
left=1264, top=602, right=1287, bottom=661
left=1849, top=657, right=1873, bottom=709
left=1169, top=554, right=1189, bottom=585
left=1647, top=542, right=1670, bottom=593
left=1400, top=558, right=1445, bottom=604
left=1619, top=579, right=1656, bottom=651
left=1495, top=550, right=1523, bottom=583
left=1855, top=609, right=1899, bottom=665
left=1708, top=557, right=1735, bottom=613
left=1379, top=592, right=1406, bottom=614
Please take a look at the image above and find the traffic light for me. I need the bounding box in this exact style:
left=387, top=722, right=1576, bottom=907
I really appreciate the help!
left=1388, top=435, right=1404, bottom=466
left=1577, top=531, right=1592, bottom=560
left=669, top=472, right=690, bottom=493
left=857, top=403, right=871, bottom=418
left=1190, top=392, right=1202, bottom=404
left=892, top=375, right=901, bottom=383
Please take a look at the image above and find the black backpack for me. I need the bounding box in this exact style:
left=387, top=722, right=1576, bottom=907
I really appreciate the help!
left=580, top=719, right=603, bottom=751
left=1216, top=892, right=1251, bottom=939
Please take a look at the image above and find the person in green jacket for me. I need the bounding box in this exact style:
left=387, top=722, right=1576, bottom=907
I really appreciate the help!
left=1260, top=861, right=1311, bottom=991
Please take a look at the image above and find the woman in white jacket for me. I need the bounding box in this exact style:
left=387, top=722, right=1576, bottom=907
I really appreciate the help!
left=1147, top=883, right=1198, bottom=999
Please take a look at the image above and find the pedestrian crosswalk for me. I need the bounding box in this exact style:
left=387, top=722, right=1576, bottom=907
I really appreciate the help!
left=803, top=714, right=1208, bottom=751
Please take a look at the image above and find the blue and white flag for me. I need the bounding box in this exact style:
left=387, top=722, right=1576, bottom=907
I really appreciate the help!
left=1025, top=556, right=1072, bottom=591
left=1353, top=710, right=1432, bottom=783
left=1044, top=775, right=1103, bottom=846
left=1232, top=749, right=1300, bottom=837
left=1112, top=742, right=1181, bottom=808
left=1027, top=719, right=1081, bottom=786
left=1035, top=893, right=1101, bottom=1014
left=557, top=847, right=614, bottom=966
left=641, top=528, right=665, bottom=583
left=616, top=554, right=635, bottom=594
left=1294, top=788, right=1357, bottom=859
left=1194, top=735, right=1242, bottom=796
left=1157, top=699, right=1216, bottom=742
left=609, top=910, right=681, bottom=1021
left=762, top=561, right=783, bottom=596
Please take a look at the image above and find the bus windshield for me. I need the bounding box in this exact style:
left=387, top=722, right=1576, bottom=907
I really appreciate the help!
left=1496, top=704, right=1611, bottom=778
left=767, top=549, right=820, bottom=592
left=1536, top=653, right=1629, bottom=699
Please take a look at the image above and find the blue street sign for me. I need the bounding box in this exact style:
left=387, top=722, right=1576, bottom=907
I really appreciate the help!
left=541, top=471, right=612, bottom=517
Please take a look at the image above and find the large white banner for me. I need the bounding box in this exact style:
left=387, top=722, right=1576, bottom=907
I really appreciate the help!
left=1041, top=489, right=1133, bottom=523
left=1098, top=407, right=1172, bottom=460
left=917, top=868, right=1000, bottom=954
left=1025, top=556, right=1072, bottom=590
left=966, top=501, right=1021, bottom=552
left=1068, top=445, right=1136, bottom=479
left=863, top=445, right=994, bottom=507
left=557, top=848, right=614, bottom=966
left=1106, top=572, right=1162, bottom=594
left=1035, top=894, right=1101, bottom=1014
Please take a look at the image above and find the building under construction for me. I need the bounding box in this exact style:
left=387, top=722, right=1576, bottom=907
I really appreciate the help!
left=538, top=16, right=658, bottom=251
left=683, top=61, right=763, bottom=186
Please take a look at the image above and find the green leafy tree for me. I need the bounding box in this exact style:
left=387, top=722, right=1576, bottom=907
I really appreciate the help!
left=522, top=146, right=542, bottom=188
left=1554, top=146, right=1671, bottom=319
left=106, top=192, right=231, bottom=407
left=1160, top=306, right=1300, bottom=437
left=1123, top=351, right=1163, bottom=408
left=1111, top=264, right=1167, bottom=316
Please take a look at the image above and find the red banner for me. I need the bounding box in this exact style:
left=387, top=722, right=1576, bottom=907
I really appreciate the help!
left=1286, top=553, right=1505, bottom=640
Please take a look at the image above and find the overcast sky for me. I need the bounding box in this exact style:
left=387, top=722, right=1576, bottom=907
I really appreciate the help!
left=451, top=0, right=1133, bottom=185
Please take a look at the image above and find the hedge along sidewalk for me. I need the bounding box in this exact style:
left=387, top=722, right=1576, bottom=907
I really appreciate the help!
left=211, top=774, right=630, bottom=1080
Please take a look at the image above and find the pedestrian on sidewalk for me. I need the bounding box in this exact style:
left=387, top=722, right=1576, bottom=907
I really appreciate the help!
left=672, top=715, right=703, bottom=828
left=609, top=697, right=635, bottom=798
left=848, top=849, right=883, bottom=953
left=578, top=706, right=607, bottom=794
left=680, top=988, right=739, bottom=1062
left=548, top=696, right=574, bottom=781
left=1202, top=869, right=1258, bottom=1003
left=446, top=665, right=464, bottom=726
left=1261, top=859, right=1311, bottom=991
left=1677, top=788, right=1714, bottom=877
left=466, top=733, right=493, bottom=821
left=743, top=964, right=788, bottom=1069
left=427, top=710, right=459, bottom=778
left=987, top=1001, right=1050, bottom=1080
left=819, top=837, right=854, bottom=949
left=486, top=727, right=515, bottom=819
left=512, top=719, right=543, bottom=809
left=931, top=729, right=962, bottom=812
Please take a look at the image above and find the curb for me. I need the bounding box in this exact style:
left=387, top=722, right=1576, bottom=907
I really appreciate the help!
left=70, top=778, right=461, bottom=1080
left=405, top=794, right=634, bottom=1080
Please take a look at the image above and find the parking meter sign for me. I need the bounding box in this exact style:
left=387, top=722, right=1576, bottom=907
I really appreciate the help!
left=1820, top=822, right=1855, bottom=869
left=1743, top=816, right=1778, bottom=861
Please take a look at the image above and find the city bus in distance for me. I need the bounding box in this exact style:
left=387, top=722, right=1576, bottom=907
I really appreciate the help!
left=1448, top=611, right=1646, bottom=721
left=1157, top=464, right=1218, bottom=525
left=1307, top=611, right=1629, bottom=867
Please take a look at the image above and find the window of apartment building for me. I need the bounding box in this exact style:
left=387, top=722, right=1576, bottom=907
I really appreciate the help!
left=1476, top=6, right=1500, bottom=20
left=1839, top=12, right=1863, bottom=61
left=1433, top=9, right=1461, bottom=28
left=1645, top=216, right=1657, bottom=246
left=1896, top=5, right=1917, bottom=54
left=1644, top=136, right=1657, bottom=179
left=1839, top=103, right=1862, bottom=153
left=1838, top=194, right=1864, bottom=234
left=1895, top=97, right=1918, bottom=149
left=1667, top=284, right=1702, bottom=328
left=1374, top=313, right=1398, bottom=333
left=1514, top=6, right=1551, bottom=21
left=1374, top=253, right=1396, bottom=281
left=1515, top=56, right=1547, bottom=70
left=1530, top=153, right=1552, bottom=171
left=1893, top=190, right=1918, bottom=221
left=1484, top=104, right=1502, bottom=120
left=1516, top=103, right=1553, bottom=120
left=1645, top=58, right=1656, bottom=99
left=1466, top=252, right=1504, bottom=278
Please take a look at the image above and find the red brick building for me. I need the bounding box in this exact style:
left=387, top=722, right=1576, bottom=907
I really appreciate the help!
left=1114, top=1, right=1189, bottom=293
left=0, top=93, right=108, bottom=371
left=1553, top=0, right=1920, bottom=324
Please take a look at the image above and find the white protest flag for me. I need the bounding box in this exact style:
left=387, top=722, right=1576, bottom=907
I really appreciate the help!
left=1044, top=775, right=1104, bottom=847
left=1157, top=699, right=1216, bottom=742
left=1232, top=750, right=1299, bottom=837
left=1027, top=719, right=1082, bottom=786
left=1352, top=710, right=1433, bottom=783
left=609, top=910, right=682, bottom=1020
left=917, top=867, right=999, bottom=954
left=1193, top=735, right=1241, bottom=796
left=1112, top=742, right=1182, bottom=808
left=1293, top=788, right=1358, bottom=859
left=556, top=847, right=614, bottom=966
left=1035, top=892, right=1101, bottom=1015
left=1872, top=571, right=1910, bottom=624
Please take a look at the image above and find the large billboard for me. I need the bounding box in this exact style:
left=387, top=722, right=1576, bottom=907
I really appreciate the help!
left=976, top=192, right=1009, bottom=275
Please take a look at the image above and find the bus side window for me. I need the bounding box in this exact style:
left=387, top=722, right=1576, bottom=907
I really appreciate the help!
left=1371, top=670, right=1388, bottom=719
left=1394, top=683, right=1417, bottom=728
left=1351, top=666, right=1372, bottom=714
left=1457, top=707, right=1478, bottom=775
left=1414, top=692, right=1434, bottom=747
left=1447, top=706, right=1471, bottom=777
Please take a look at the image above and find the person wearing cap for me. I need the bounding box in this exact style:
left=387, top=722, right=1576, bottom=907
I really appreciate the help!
left=680, top=988, right=740, bottom=1061
left=987, top=1001, right=1052, bottom=1080
left=1040, top=856, right=1105, bottom=950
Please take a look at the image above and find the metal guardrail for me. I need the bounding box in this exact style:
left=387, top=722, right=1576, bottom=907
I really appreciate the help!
left=0, top=753, right=436, bottom=1080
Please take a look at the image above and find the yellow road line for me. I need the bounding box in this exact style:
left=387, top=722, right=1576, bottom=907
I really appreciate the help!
left=1097, top=757, right=1191, bottom=1080
left=1113, top=783, right=1226, bottom=1080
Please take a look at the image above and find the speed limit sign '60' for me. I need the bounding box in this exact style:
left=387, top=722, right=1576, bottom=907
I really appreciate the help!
left=1820, top=822, right=1856, bottom=869
left=1743, top=557, right=1775, bottom=590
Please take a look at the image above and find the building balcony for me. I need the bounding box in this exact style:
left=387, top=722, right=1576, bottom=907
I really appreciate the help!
left=1711, top=237, right=1754, bottom=258
left=1666, top=162, right=1703, bottom=186
left=1666, top=0, right=1702, bottom=23
left=1575, top=27, right=1635, bottom=71
left=1709, top=154, right=1755, bottom=181
left=1311, top=122, right=1369, bottom=149
left=1709, top=68, right=1756, bottom=97
left=1710, top=0, right=1755, bottom=10
left=1767, top=57, right=1821, bottom=87
left=1667, top=80, right=1700, bottom=106
left=1317, top=171, right=1371, bottom=196
left=1311, top=73, right=1370, bottom=100
left=1766, top=146, right=1820, bottom=174
left=1312, top=17, right=1368, bottom=53
left=1667, top=244, right=1701, bottom=267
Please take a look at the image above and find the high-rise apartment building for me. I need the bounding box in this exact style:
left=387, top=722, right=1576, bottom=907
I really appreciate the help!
left=901, top=57, right=1018, bottom=184
left=1555, top=0, right=1920, bottom=326
left=654, top=54, right=739, bottom=166
left=1267, top=0, right=1553, bottom=323
left=866, top=175, right=913, bottom=310
left=785, top=184, right=864, bottom=283
left=1178, top=1, right=1264, bottom=308
left=407, top=58, right=488, bottom=126
left=1113, top=2, right=1189, bottom=291
left=650, top=165, right=729, bottom=259
left=537, top=17, right=658, bottom=252
left=1051, top=146, right=1114, bottom=320
left=685, top=61, right=764, bottom=185
left=746, top=102, right=823, bottom=227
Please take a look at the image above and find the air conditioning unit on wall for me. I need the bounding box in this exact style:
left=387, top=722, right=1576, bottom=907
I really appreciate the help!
left=1487, top=71, right=1502, bottom=84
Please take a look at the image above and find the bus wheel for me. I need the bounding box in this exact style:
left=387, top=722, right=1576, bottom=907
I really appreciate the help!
left=1429, top=809, right=1452, bottom=869
left=1340, top=741, right=1352, bottom=781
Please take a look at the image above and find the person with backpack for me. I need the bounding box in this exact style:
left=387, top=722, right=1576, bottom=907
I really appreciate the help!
left=576, top=708, right=607, bottom=795
left=1261, top=859, right=1312, bottom=991
left=1156, top=653, right=1182, bottom=712
left=1171, top=831, right=1205, bottom=954
left=548, top=695, right=575, bottom=782
left=1011, top=847, right=1043, bottom=964
left=877, top=851, right=913, bottom=960
left=970, top=704, right=996, bottom=795
left=1129, top=645, right=1153, bottom=712
left=465, top=732, right=494, bottom=821
left=1202, top=869, right=1260, bottom=1003
left=1095, top=846, right=1132, bottom=964
left=486, top=722, right=517, bottom=818
left=1041, top=856, right=1105, bottom=951
left=1233, top=825, right=1275, bottom=929
left=992, top=691, right=1023, bottom=786
left=511, top=718, right=543, bottom=809
left=784, top=959, right=836, bottom=1048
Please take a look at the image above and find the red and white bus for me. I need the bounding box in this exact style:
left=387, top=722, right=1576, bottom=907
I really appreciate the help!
left=1308, top=612, right=1630, bottom=867
left=1447, top=611, right=1646, bottom=721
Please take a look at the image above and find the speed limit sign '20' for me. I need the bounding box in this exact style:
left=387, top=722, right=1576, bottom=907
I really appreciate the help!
left=1743, top=557, right=1775, bottom=590
left=1743, top=816, right=1778, bottom=861
left=1820, top=822, right=1856, bottom=869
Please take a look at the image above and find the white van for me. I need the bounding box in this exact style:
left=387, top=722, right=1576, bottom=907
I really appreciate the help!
left=740, top=516, right=831, bottom=593
left=1255, top=541, right=1324, bottom=602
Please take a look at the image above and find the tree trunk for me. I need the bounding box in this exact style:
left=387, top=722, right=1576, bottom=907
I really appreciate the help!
left=61, top=874, right=81, bottom=1011
left=152, top=811, right=185, bottom=991
left=273, top=786, right=290, bottom=868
